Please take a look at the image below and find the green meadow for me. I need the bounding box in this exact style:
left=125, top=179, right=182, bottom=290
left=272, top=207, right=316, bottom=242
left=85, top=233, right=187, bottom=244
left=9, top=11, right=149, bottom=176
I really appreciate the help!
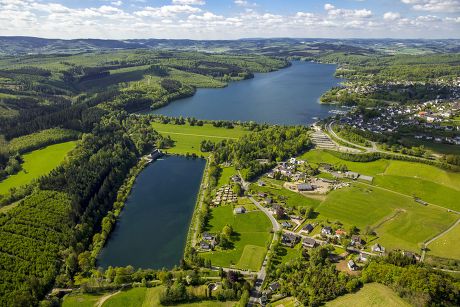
left=201, top=205, right=272, bottom=271
left=63, top=286, right=236, bottom=307
left=300, top=149, right=459, bottom=254
left=428, top=222, right=460, bottom=260
left=325, top=283, right=410, bottom=307
left=217, top=166, right=237, bottom=187
left=151, top=122, right=249, bottom=156
left=0, top=141, right=77, bottom=195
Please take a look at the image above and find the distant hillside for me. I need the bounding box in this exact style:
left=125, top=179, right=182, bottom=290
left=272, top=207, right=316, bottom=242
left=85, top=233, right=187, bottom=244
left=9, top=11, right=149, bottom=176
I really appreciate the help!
left=1, top=36, right=460, bottom=56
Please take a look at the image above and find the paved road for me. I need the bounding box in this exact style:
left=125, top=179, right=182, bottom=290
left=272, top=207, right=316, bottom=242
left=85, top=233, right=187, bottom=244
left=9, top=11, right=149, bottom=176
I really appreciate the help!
left=326, top=121, right=373, bottom=152
left=247, top=197, right=280, bottom=306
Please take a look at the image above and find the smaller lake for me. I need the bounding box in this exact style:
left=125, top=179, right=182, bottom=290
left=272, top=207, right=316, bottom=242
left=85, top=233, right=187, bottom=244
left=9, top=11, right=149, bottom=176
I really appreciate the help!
left=143, top=61, right=341, bottom=125
left=98, top=155, right=205, bottom=269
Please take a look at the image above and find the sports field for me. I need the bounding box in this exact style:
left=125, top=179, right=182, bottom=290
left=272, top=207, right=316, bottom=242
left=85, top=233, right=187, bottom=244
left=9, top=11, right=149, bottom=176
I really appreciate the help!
left=151, top=122, right=249, bottom=156
left=0, top=141, right=77, bottom=195
left=325, top=283, right=410, bottom=307
left=201, top=205, right=272, bottom=271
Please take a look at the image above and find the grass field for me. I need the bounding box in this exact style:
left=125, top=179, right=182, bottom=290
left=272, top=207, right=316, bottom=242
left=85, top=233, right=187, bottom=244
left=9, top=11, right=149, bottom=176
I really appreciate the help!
left=269, top=297, right=298, bottom=307
left=316, top=184, right=457, bottom=251
left=217, top=166, right=237, bottom=187
left=325, top=283, right=410, bottom=307
left=0, top=141, right=77, bottom=195
left=62, top=292, right=105, bottom=307
left=64, top=286, right=236, bottom=307
left=428, top=222, right=460, bottom=260
left=201, top=205, right=272, bottom=271
left=151, top=122, right=249, bottom=156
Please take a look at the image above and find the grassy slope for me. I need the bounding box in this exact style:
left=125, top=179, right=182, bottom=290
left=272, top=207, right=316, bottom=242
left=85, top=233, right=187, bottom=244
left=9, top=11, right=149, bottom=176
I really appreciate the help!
left=317, top=184, right=456, bottom=251
left=0, top=141, right=77, bottom=195
left=428, top=222, right=460, bottom=260
left=217, top=166, right=237, bottom=187
left=325, top=283, right=410, bottom=307
left=301, top=149, right=459, bottom=253
left=151, top=122, right=249, bottom=156
left=201, top=205, right=272, bottom=271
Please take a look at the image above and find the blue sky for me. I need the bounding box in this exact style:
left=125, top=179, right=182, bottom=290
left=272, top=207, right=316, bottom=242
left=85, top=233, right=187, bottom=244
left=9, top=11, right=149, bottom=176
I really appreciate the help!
left=0, top=0, right=459, bottom=39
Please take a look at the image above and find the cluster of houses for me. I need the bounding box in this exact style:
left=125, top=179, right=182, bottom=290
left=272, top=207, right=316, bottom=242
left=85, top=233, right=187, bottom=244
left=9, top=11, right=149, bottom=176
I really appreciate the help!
left=266, top=158, right=307, bottom=182
left=199, top=232, right=217, bottom=251
left=337, top=99, right=460, bottom=139
left=212, top=185, right=237, bottom=206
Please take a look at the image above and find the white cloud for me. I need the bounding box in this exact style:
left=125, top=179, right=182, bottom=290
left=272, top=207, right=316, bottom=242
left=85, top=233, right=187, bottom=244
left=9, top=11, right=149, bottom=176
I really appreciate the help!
left=172, top=0, right=205, bottom=5
left=384, top=12, right=401, bottom=20
left=401, top=0, right=460, bottom=12
left=324, top=3, right=335, bottom=11
left=134, top=5, right=201, bottom=17
left=111, top=1, right=123, bottom=6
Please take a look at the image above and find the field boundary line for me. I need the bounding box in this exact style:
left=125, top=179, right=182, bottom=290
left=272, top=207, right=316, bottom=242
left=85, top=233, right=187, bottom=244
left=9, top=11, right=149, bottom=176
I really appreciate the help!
left=156, top=131, right=239, bottom=140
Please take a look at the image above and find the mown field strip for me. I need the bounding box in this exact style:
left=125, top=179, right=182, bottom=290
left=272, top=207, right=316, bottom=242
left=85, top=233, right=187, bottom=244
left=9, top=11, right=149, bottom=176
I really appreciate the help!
left=156, top=131, right=238, bottom=139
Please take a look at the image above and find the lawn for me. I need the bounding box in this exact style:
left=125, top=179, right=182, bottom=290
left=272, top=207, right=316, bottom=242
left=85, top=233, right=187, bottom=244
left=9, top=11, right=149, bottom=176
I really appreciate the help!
left=325, top=283, right=410, bottom=307
left=428, top=222, right=460, bottom=260
left=316, top=184, right=457, bottom=252
left=103, top=288, right=146, bottom=307
left=63, top=292, right=106, bottom=307
left=151, top=122, right=249, bottom=156
left=217, top=166, right=237, bottom=187
left=269, top=297, right=298, bottom=307
left=201, top=205, right=272, bottom=271
left=0, top=141, right=77, bottom=195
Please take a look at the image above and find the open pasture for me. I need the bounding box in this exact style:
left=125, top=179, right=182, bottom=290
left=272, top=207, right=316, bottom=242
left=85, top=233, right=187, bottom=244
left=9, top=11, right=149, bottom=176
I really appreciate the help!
left=151, top=122, right=249, bottom=156
left=428, top=222, right=460, bottom=260
left=316, top=183, right=457, bottom=252
left=0, top=141, right=77, bottom=195
left=201, top=205, right=272, bottom=271
left=325, top=283, right=410, bottom=307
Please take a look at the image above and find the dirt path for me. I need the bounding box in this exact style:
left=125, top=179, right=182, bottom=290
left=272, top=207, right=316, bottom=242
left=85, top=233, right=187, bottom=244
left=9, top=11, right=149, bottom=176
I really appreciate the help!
left=372, top=209, right=406, bottom=231
left=96, top=291, right=120, bottom=307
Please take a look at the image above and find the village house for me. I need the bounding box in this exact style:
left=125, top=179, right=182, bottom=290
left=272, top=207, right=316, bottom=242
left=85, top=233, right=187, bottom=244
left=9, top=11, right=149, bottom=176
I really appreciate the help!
left=335, top=229, right=347, bottom=238
left=347, top=259, right=358, bottom=271
left=234, top=207, right=246, bottom=214
left=302, top=237, right=317, bottom=248
left=371, top=243, right=385, bottom=254
left=200, top=241, right=212, bottom=251
left=321, top=226, right=333, bottom=236
left=269, top=282, right=280, bottom=292
left=359, top=252, right=370, bottom=262
left=281, top=221, right=292, bottom=228
left=202, top=232, right=214, bottom=241
left=302, top=223, right=314, bottom=234
left=351, top=235, right=363, bottom=247
left=281, top=233, right=299, bottom=247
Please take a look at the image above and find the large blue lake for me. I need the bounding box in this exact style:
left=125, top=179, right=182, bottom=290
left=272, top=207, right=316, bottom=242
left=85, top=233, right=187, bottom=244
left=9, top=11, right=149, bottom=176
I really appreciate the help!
left=145, top=61, right=341, bottom=125
left=98, top=156, right=205, bottom=269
